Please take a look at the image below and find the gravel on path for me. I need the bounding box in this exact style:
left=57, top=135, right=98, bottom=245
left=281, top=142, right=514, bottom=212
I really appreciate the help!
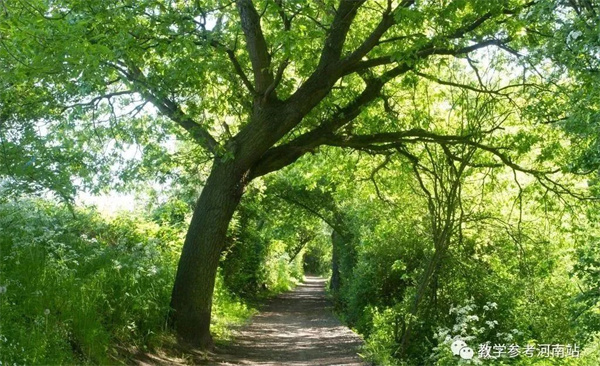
left=212, top=276, right=365, bottom=366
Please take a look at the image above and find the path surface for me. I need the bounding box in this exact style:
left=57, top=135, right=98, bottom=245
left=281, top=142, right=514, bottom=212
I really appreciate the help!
left=213, top=276, right=365, bottom=366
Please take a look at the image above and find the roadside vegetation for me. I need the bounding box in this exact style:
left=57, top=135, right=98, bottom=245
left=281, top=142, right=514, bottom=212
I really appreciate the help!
left=0, top=196, right=306, bottom=364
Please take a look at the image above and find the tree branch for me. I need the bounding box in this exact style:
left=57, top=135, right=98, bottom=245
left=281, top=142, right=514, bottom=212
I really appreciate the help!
left=322, top=130, right=556, bottom=176
left=339, top=2, right=522, bottom=76
left=251, top=32, right=509, bottom=177
left=317, top=0, right=365, bottom=70
left=341, top=0, right=406, bottom=67
left=263, top=58, right=289, bottom=102
left=412, top=70, right=535, bottom=96
left=107, top=61, right=220, bottom=153
left=236, top=0, right=273, bottom=94
left=274, top=0, right=293, bottom=31
left=343, top=38, right=509, bottom=76
left=249, top=4, right=517, bottom=174
left=188, top=19, right=257, bottom=95
left=61, top=90, right=136, bottom=111
left=225, top=49, right=256, bottom=94
left=250, top=64, right=413, bottom=178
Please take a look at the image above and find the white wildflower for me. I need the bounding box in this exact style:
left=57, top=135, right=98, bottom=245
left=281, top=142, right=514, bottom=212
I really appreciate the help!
left=113, top=260, right=122, bottom=270
left=569, top=30, right=582, bottom=41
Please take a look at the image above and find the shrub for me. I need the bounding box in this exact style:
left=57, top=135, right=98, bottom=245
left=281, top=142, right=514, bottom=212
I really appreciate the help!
left=0, top=199, right=255, bottom=364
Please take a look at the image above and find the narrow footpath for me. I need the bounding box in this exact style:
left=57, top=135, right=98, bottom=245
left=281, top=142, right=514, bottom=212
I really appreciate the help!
left=213, top=276, right=365, bottom=366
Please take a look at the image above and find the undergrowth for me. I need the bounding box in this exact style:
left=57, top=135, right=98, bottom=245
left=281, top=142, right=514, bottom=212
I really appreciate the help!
left=0, top=199, right=262, bottom=364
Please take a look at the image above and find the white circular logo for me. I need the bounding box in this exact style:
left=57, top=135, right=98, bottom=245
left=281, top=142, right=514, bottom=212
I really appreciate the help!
left=451, top=339, right=467, bottom=356
left=459, top=346, right=474, bottom=360
left=451, top=339, right=474, bottom=359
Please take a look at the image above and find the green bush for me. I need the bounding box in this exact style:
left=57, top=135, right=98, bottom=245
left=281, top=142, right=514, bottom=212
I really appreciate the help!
left=211, top=268, right=256, bottom=341
left=0, top=199, right=255, bottom=364
left=0, top=200, right=180, bottom=364
left=303, top=236, right=332, bottom=276
left=263, top=240, right=302, bottom=293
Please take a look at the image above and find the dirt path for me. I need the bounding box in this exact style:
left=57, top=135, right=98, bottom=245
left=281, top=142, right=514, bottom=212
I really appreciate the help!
left=212, top=276, right=365, bottom=366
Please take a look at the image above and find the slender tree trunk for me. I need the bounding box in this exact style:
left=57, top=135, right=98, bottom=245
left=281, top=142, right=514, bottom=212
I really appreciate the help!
left=330, top=230, right=341, bottom=292
left=169, top=161, right=246, bottom=348
left=397, top=248, right=442, bottom=355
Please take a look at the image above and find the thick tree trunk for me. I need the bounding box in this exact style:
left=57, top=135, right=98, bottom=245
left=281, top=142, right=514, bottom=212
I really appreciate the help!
left=169, top=161, right=246, bottom=348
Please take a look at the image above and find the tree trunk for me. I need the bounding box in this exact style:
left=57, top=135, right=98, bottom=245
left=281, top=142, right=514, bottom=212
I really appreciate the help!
left=169, top=161, right=246, bottom=348
left=330, top=230, right=341, bottom=292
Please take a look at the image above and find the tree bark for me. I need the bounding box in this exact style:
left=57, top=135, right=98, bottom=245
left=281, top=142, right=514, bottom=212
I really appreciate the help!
left=169, top=160, right=246, bottom=348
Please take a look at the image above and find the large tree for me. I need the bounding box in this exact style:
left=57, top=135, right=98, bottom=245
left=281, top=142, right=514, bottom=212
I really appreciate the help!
left=0, top=0, right=584, bottom=348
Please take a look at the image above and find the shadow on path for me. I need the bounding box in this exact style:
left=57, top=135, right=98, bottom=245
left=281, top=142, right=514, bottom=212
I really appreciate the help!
left=212, top=276, right=365, bottom=366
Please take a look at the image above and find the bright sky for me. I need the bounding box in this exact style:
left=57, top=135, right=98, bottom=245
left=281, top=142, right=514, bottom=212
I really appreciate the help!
left=76, top=191, right=138, bottom=215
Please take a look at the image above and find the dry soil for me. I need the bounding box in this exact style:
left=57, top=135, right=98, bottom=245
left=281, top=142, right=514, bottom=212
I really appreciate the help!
left=212, top=276, right=365, bottom=366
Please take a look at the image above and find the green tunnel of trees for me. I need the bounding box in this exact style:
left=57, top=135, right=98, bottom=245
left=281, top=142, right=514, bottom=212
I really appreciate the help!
left=2, top=0, right=600, bottom=365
